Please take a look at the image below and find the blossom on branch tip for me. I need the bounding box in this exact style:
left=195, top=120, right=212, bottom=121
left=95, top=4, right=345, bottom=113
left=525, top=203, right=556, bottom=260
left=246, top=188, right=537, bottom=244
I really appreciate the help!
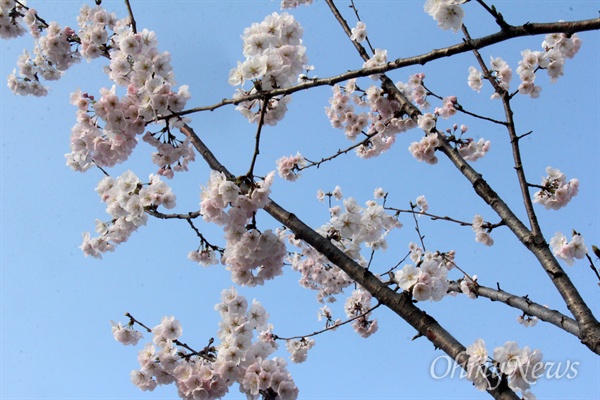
left=350, top=21, right=367, bottom=43
left=110, top=320, right=143, bottom=346
left=468, top=66, right=483, bottom=92
left=276, top=152, right=305, bottom=181
left=550, top=231, right=587, bottom=266
left=424, top=0, right=466, bottom=33
left=415, top=195, right=428, bottom=213
left=472, top=214, right=494, bottom=246
left=533, top=167, right=579, bottom=210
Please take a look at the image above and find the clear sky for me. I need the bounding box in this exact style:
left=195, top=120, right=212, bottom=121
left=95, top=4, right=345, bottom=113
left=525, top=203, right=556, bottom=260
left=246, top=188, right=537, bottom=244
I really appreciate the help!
left=1, top=1, right=599, bottom=399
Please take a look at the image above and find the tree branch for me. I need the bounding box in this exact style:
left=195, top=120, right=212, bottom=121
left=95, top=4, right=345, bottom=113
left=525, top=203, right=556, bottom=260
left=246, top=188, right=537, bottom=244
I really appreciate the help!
left=180, top=122, right=521, bottom=398
left=161, top=17, right=600, bottom=121
left=462, top=25, right=542, bottom=238
left=324, top=0, right=600, bottom=354
left=448, top=282, right=579, bottom=337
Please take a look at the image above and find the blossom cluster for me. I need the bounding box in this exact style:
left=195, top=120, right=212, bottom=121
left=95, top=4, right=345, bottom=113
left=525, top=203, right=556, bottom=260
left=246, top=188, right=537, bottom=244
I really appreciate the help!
left=472, top=214, right=494, bottom=246
left=0, top=0, right=27, bottom=39
left=56, top=5, right=193, bottom=176
left=110, top=320, right=144, bottom=346
left=112, top=289, right=299, bottom=399
left=394, top=259, right=448, bottom=302
left=214, top=288, right=298, bottom=399
left=7, top=4, right=193, bottom=175
left=458, top=137, right=490, bottom=162
left=286, top=338, right=315, bottom=363
left=424, top=0, right=466, bottom=33
left=517, top=32, right=581, bottom=97
left=325, top=79, right=417, bottom=158
left=550, top=231, right=587, bottom=266
left=409, top=132, right=439, bottom=164
left=394, top=244, right=454, bottom=302
left=280, top=0, right=313, bottom=9
left=287, top=244, right=355, bottom=303
left=142, top=131, right=196, bottom=179
left=488, top=56, right=512, bottom=98
left=229, top=12, right=308, bottom=125
left=188, top=247, right=219, bottom=267
left=287, top=187, right=400, bottom=303
left=465, top=339, right=543, bottom=397
left=322, top=196, right=401, bottom=251
left=80, top=170, right=176, bottom=258
left=276, top=152, right=306, bottom=181
left=533, top=167, right=579, bottom=210
left=8, top=19, right=81, bottom=96
left=344, top=288, right=378, bottom=338
left=199, top=171, right=287, bottom=286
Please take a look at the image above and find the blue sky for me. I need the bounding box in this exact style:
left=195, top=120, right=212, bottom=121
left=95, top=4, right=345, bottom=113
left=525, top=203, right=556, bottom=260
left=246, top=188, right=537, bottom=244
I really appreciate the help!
left=1, top=1, right=599, bottom=399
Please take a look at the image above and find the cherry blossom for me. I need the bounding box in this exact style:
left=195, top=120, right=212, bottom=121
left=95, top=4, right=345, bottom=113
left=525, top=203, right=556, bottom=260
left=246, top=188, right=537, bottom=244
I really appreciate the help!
left=550, top=231, right=587, bottom=266
left=350, top=21, right=367, bottom=43
left=344, top=288, right=378, bottom=338
left=81, top=171, right=176, bottom=258
left=229, top=12, right=308, bottom=124
left=276, top=152, right=305, bottom=181
left=199, top=171, right=287, bottom=286
left=415, top=195, right=428, bottom=213
left=533, top=167, right=579, bottom=210
left=458, top=138, right=491, bottom=162
left=517, top=314, right=539, bottom=328
left=464, top=339, right=544, bottom=397
left=409, top=133, right=439, bottom=164
left=114, top=289, right=298, bottom=399
left=424, top=0, right=466, bottom=33
left=286, top=338, right=315, bottom=363
left=468, top=66, right=483, bottom=92
left=280, top=0, right=313, bottom=9
left=394, top=264, right=422, bottom=291
left=460, top=275, right=478, bottom=299
left=110, top=320, right=143, bottom=346
left=472, top=214, right=494, bottom=246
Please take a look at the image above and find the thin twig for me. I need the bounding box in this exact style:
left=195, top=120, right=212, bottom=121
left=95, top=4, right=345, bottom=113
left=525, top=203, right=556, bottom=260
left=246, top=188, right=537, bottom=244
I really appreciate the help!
left=422, top=82, right=508, bottom=125
left=246, top=96, right=270, bottom=178
left=584, top=253, right=600, bottom=284
left=125, top=312, right=216, bottom=362
left=299, top=132, right=377, bottom=171
left=275, top=303, right=381, bottom=341
left=463, top=25, right=542, bottom=239
left=349, top=0, right=375, bottom=54
left=123, top=0, right=137, bottom=34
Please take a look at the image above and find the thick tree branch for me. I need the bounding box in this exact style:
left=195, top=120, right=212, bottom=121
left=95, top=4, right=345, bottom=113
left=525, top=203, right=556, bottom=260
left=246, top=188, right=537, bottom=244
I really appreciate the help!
left=382, top=80, right=600, bottom=354
left=324, top=0, right=600, bottom=354
left=164, top=17, right=600, bottom=120
left=182, top=71, right=519, bottom=400
left=448, top=282, right=579, bottom=337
